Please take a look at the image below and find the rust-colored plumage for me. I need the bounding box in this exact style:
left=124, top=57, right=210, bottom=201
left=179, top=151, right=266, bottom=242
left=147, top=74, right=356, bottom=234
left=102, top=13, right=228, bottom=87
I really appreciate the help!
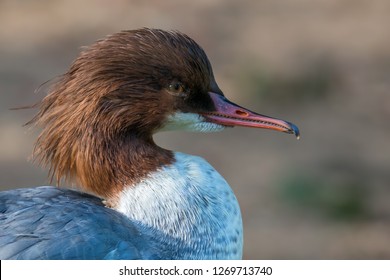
left=28, top=28, right=217, bottom=203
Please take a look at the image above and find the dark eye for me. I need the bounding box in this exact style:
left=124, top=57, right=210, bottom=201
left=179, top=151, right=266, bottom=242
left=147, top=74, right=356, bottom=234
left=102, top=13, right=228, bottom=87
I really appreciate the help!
left=168, top=82, right=188, bottom=96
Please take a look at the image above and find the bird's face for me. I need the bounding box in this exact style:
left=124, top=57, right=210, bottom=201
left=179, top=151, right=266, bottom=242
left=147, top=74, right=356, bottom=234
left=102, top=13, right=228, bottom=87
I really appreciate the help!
left=78, top=28, right=299, bottom=138
left=34, top=28, right=298, bottom=148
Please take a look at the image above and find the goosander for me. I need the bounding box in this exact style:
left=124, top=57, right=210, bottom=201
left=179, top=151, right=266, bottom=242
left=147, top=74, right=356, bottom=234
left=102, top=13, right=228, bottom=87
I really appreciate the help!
left=0, top=28, right=299, bottom=260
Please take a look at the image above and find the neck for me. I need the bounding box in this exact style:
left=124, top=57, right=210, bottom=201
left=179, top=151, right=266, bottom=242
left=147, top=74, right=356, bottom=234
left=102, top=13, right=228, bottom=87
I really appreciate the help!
left=115, top=152, right=243, bottom=259
left=72, top=133, right=174, bottom=203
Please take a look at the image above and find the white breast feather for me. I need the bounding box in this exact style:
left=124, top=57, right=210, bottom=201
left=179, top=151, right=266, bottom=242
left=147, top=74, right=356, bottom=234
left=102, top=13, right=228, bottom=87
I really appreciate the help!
left=116, top=152, right=243, bottom=259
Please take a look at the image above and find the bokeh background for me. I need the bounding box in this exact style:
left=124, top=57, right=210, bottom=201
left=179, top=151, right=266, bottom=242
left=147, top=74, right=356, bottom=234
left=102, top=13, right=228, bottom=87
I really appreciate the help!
left=1, top=0, right=389, bottom=259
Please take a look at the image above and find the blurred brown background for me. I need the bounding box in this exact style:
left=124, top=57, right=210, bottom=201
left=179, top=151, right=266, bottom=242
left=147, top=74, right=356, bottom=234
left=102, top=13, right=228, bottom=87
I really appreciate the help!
left=1, top=0, right=389, bottom=259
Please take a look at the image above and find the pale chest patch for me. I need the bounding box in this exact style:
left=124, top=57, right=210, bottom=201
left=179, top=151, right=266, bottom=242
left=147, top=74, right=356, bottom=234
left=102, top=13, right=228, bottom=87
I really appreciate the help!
left=116, top=152, right=243, bottom=259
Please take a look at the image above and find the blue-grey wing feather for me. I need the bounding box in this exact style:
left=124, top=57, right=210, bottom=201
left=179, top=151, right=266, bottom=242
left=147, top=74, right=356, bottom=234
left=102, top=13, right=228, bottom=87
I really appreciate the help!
left=0, top=186, right=163, bottom=259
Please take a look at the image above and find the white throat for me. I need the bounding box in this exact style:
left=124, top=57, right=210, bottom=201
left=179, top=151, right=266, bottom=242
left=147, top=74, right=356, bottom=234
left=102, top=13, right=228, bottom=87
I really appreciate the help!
left=115, top=152, right=243, bottom=259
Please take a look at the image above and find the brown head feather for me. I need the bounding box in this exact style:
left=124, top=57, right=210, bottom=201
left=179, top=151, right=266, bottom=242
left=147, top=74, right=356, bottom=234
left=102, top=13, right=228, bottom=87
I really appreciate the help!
left=28, top=28, right=217, bottom=203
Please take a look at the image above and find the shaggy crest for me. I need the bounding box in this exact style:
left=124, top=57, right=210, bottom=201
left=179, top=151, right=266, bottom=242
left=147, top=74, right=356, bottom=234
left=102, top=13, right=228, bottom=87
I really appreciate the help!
left=28, top=28, right=217, bottom=202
